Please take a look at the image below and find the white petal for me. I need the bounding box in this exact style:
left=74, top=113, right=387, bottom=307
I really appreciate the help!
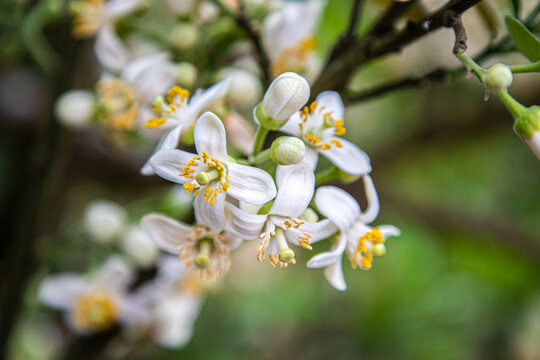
left=320, top=137, right=371, bottom=176
left=106, top=0, right=142, bottom=19
left=283, top=219, right=337, bottom=245
left=140, top=125, right=183, bottom=176
left=357, top=175, right=380, bottom=224
left=324, top=259, right=347, bottom=291
left=140, top=213, right=193, bottom=254
left=118, top=296, right=150, bottom=326
left=92, top=256, right=134, bottom=292
left=153, top=295, right=202, bottom=349
left=193, top=193, right=226, bottom=233
left=189, top=79, right=230, bottom=114
left=274, top=147, right=318, bottom=183
left=279, top=112, right=304, bottom=137
left=316, top=91, right=344, bottom=119
left=379, top=225, right=401, bottom=238
left=525, top=131, right=540, bottom=160
left=194, top=112, right=228, bottom=163
left=224, top=202, right=267, bottom=240
left=314, top=186, right=359, bottom=232
left=270, top=162, right=314, bottom=218
left=38, top=275, right=85, bottom=310
left=149, top=149, right=198, bottom=184
left=94, top=25, right=130, bottom=73
left=120, top=52, right=170, bottom=85
left=306, top=232, right=347, bottom=268
left=227, top=163, right=277, bottom=204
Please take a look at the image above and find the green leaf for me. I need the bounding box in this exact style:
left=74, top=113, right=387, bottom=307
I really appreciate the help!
left=505, top=15, right=540, bottom=62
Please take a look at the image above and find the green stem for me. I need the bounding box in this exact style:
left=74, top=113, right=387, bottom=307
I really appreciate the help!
left=510, top=61, right=540, bottom=74
left=315, top=166, right=339, bottom=185
left=455, top=50, right=487, bottom=80
left=252, top=126, right=269, bottom=155
left=250, top=148, right=272, bottom=165
left=494, top=90, right=527, bottom=119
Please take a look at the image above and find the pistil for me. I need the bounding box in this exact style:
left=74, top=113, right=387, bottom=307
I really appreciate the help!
left=194, top=238, right=213, bottom=269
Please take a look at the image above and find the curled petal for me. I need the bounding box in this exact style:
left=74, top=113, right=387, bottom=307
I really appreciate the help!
left=189, top=79, right=230, bottom=115
left=149, top=149, right=199, bottom=184
left=140, top=213, right=193, bottom=254
left=306, top=232, right=347, bottom=268
left=227, top=163, right=277, bottom=204
left=270, top=162, right=314, bottom=218
left=224, top=202, right=267, bottom=240
left=193, top=193, right=226, bottom=233
left=324, top=259, right=346, bottom=291
left=314, top=186, right=359, bottom=232
left=194, top=112, right=228, bottom=163
left=141, top=125, right=183, bottom=176
left=379, top=225, right=401, bottom=238
left=356, top=175, right=380, bottom=224
left=320, top=137, right=371, bottom=176
left=94, top=25, right=130, bottom=73
left=316, top=91, right=344, bottom=119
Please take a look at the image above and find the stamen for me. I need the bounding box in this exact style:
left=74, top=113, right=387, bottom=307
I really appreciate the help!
left=145, top=117, right=167, bottom=129
left=351, top=228, right=385, bottom=270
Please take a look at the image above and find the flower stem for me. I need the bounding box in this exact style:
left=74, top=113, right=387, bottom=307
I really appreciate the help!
left=250, top=148, right=272, bottom=165
left=315, top=166, right=338, bottom=185
left=252, top=126, right=269, bottom=155
left=510, top=61, right=540, bottom=74
left=455, top=50, right=487, bottom=80
left=494, top=90, right=527, bottom=119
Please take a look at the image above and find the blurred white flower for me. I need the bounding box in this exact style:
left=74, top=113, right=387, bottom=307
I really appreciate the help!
left=162, top=0, right=196, bottom=15
left=141, top=214, right=241, bottom=279
left=71, top=0, right=145, bottom=72
left=307, top=182, right=400, bottom=291
left=121, top=226, right=160, bottom=268
left=224, top=162, right=336, bottom=267
left=38, top=257, right=146, bottom=333
left=140, top=80, right=230, bottom=175
left=55, top=90, right=95, bottom=129
left=96, top=52, right=176, bottom=131
left=148, top=112, right=277, bottom=222
left=175, top=62, right=198, bottom=89
left=84, top=200, right=128, bottom=243
left=281, top=91, right=372, bottom=176
left=262, top=0, right=323, bottom=79
left=220, top=68, right=262, bottom=109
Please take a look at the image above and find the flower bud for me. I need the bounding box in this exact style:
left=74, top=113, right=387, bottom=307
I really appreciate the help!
left=84, top=200, right=128, bottom=243
left=514, top=106, right=540, bottom=160
left=271, top=136, right=305, bottom=165
left=121, top=226, right=159, bottom=268
left=220, top=68, right=262, bottom=109
left=169, top=23, right=199, bottom=50
left=163, top=0, right=195, bottom=15
left=485, top=63, right=513, bottom=91
left=257, top=72, right=310, bottom=129
left=175, top=62, right=198, bottom=89
left=299, top=208, right=319, bottom=223
left=55, top=90, right=94, bottom=129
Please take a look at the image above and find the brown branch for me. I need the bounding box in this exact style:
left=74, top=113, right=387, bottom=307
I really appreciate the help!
left=328, top=0, right=365, bottom=61
left=368, top=0, right=418, bottom=37
left=447, top=11, right=468, bottom=54
left=311, top=0, right=482, bottom=97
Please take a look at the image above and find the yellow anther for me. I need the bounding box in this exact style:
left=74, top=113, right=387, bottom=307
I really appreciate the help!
left=351, top=228, right=384, bottom=269
left=166, top=86, right=190, bottom=105
left=73, top=290, right=118, bottom=332
left=192, top=189, right=200, bottom=197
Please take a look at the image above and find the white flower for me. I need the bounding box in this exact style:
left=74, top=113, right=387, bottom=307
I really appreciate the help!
left=281, top=91, right=372, bottom=176
left=121, top=225, right=160, bottom=268
left=224, top=162, right=337, bottom=267
left=96, top=52, right=176, bottom=131
left=148, top=112, right=277, bottom=227
left=55, top=90, right=95, bottom=129
left=307, top=181, right=400, bottom=291
left=140, top=80, right=230, bottom=175
left=134, top=257, right=203, bottom=348
left=84, top=200, right=128, bottom=243
left=262, top=0, right=323, bottom=79
left=140, top=213, right=242, bottom=279
left=38, top=256, right=146, bottom=333
left=71, top=0, right=145, bottom=72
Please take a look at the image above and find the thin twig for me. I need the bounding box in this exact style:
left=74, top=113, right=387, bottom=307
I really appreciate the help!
left=368, top=0, right=418, bottom=37
left=446, top=12, right=468, bottom=54
left=345, top=0, right=363, bottom=38
left=328, top=0, right=364, bottom=61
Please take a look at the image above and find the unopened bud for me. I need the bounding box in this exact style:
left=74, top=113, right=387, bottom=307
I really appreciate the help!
left=175, top=62, right=198, bottom=89
left=55, top=90, right=94, bottom=129
left=257, top=72, right=310, bottom=129
left=221, top=68, right=262, bottom=109
left=169, top=23, right=199, bottom=50
left=84, top=200, right=128, bottom=243
left=514, top=106, right=540, bottom=160
left=271, top=136, right=305, bottom=165
left=121, top=226, right=159, bottom=268
left=485, top=63, right=513, bottom=91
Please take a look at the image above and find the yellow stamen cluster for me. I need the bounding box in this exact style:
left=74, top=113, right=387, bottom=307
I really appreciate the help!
left=71, top=0, right=105, bottom=39
left=72, top=290, right=118, bottom=332
left=180, top=151, right=230, bottom=206
left=257, top=218, right=312, bottom=267
left=272, top=36, right=317, bottom=77
left=350, top=228, right=385, bottom=270
left=145, top=86, right=191, bottom=129
left=298, top=101, right=346, bottom=150
left=96, top=79, right=138, bottom=131
left=178, top=226, right=230, bottom=280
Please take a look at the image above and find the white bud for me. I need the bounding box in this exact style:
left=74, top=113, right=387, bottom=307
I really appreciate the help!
left=83, top=200, right=128, bottom=243
left=169, top=23, right=199, bottom=50
left=260, top=72, right=310, bottom=128
left=54, top=90, right=94, bottom=129
left=271, top=136, right=305, bottom=165
left=163, top=0, right=195, bottom=15
left=175, top=62, right=198, bottom=88
left=121, top=226, right=159, bottom=268
left=220, top=68, right=262, bottom=109
left=485, top=63, right=513, bottom=91
left=197, top=1, right=219, bottom=23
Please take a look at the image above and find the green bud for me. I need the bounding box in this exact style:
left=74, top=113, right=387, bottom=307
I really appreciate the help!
left=175, top=62, right=198, bottom=89
left=169, top=23, right=199, bottom=50
left=485, top=63, right=513, bottom=91
left=514, top=106, right=540, bottom=139
left=255, top=102, right=284, bottom=130
left=271, top=136, right=305, bottom=165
